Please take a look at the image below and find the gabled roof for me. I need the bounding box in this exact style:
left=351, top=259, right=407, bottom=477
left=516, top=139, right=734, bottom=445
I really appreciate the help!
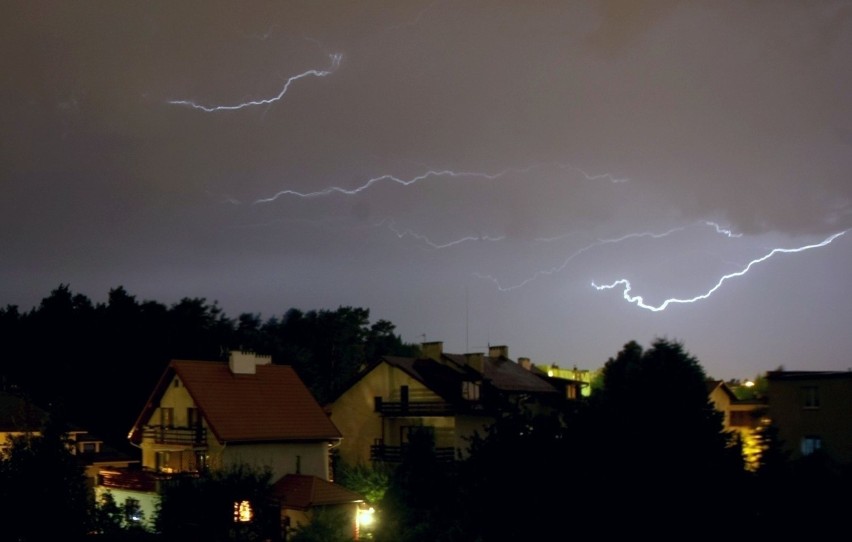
left=443, top=354, right=560, bottom=395
left=329, top=349, right=561, bottom=409
left=706, top=379, right=738, bottom=401
left=0, top=392, right=47, bottom=432
left=273, top=474, right=364, bottom=510
left=767, top=370, right=852, bottom=381
left=131, top=360, right=341, bottom=444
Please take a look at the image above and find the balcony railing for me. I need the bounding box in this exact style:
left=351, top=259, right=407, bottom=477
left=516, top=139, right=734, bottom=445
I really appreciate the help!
left=374, top=397, right=455, bottom=417
left=141, top=426, right=207, bottom=446
left=98, top=468, right=160, bottom=492
left=370, top=443, right=456, bottom=463
left=98, top=468, right=201, bottom=493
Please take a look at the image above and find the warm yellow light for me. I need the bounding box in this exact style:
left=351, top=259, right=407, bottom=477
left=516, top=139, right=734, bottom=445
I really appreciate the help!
left=234, top=500, right=253, bottom=523
left=744, top=380, right=755, bottom=387
left=547, top=370, right=554, bottom=377
left=358, top=506, right=376, bottom=527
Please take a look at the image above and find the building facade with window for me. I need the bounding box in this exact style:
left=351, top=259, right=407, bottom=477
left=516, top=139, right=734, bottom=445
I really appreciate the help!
left=327, top=342, right=575, bottom=467
left=98, top=351, right=345, bottom=532
left=766, top=370, right=852, bottom=465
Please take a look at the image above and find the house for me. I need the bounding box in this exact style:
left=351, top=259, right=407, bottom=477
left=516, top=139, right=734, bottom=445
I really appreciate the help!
left=97, top=351, right=358, bottom=534
left=0, top=391, right=138, bottom=491
left=706, top=379, right=768, bottom=470
left=327, top=341, right=577, bottom=467
left=274, top=473, right=371, bottom=540
left=766, top=370, right=852, bottom=466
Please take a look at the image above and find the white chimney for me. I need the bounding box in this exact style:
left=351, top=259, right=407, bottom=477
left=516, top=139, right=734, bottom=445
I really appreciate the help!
left=228, top=350, right=272, bottom=375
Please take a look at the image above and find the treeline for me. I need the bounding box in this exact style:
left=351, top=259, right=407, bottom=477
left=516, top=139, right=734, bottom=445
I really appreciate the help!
left=0, top=284, right=418, bottom=451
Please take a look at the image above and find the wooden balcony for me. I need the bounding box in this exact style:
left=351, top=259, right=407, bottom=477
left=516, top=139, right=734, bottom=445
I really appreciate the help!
left=374, top=397, right=455, bottom=417
left=141, top=426, right=207, bottom=447
left=370, top=442, right=456, bottom=463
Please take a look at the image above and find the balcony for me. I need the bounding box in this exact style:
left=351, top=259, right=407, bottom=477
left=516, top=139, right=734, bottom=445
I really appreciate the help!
left=374, top=397, right=455, bottom=417
left=141, top=426, right=207, bottom=447
left=98, top=468, right=201, bottom=493
left=370, top=442, right=456, bottom=463
left=98, top=468, right=161, bottom=493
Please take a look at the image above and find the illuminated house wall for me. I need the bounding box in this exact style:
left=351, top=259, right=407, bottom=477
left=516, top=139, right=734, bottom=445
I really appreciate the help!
left=329, top=360, right=446, bottom=465
left=767, top=370, right=852, bottom=465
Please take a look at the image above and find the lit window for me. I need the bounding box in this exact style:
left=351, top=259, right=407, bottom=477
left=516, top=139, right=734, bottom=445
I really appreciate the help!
left=462, top=381, right=480, bottom=401
left=234, top=500, right=253, bottom=523
left=801, top=436, right=822, bottom=456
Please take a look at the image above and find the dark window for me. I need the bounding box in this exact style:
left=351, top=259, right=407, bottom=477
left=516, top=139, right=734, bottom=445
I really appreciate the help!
left=161, top=407, right=174, bottom=428
left=187, top=407, right=199, bottom=428
left=729, top=411, right=750, bottom=427
left=802, top=386, right=820, bottom=409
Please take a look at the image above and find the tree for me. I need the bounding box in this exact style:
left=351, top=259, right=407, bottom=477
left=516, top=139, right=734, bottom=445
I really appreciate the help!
left=155, top=463, right=276, bottom=541
left=0, top=408, right=93, bottom=540
left=589, top=338, right=748, bottom=532
left=374, top=428, right=460, bottom=542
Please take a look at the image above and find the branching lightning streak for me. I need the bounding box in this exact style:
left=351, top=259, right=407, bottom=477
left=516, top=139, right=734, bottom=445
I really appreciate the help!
left=475, top=226, right=689, bottom=292
left=378, top=219, right=505, bottom=249
left=252, top=162, right=626, bottom=204
left=705, top=221, right=742, bottom=238
left=592, top=230, right=847, bottom=311
left=167, top=53, right=342, bottom=112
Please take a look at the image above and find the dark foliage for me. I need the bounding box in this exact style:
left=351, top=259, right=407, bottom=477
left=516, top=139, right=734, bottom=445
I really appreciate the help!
left=155, top=464, right=277, bottom=541
left=0, top=409, right=92, bottom=541
left=0, top=284, right=418, bottom=451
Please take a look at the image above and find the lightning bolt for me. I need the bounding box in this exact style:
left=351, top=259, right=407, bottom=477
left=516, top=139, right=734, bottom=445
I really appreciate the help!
left=378, top=219, right=505, bottom=249
left=475, top=225, right=691, bottom=291
left=705, top=221, right=742, bottom=238
left=167, top=53, right=342, bottom=112
left=251, top=162, right=627, bottom=204
left=592, top=230, right=847, bottom=311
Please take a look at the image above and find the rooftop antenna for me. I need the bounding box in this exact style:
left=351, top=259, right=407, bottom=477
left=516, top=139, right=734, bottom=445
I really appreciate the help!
left=465, top=285, right=469, bottom=352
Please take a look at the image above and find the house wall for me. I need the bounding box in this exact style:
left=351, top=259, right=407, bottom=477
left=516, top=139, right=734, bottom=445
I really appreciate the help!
left=454, top=414, right=495, bottom=458
left=768, top=374, right=852, bottom=464
left=212, top=440, right=330, bottom=481
left=140, top=374, right=202, bottom=471
left=329, top=362, right=444, bottom=465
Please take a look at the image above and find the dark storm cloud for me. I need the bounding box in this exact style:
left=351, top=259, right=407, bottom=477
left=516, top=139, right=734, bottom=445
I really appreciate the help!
left=2, top=1, right=850, bottom=379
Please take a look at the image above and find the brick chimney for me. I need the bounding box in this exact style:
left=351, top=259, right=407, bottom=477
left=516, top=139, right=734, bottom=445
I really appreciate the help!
left=488, top=345, right=509, bottom=359
left=518, top=357, right=532, bottom=371
left=421, top=341, right=443, bottom=361
left=464, top=352, right=485, bottom=375
left=228, top=350, right=272, bottom=375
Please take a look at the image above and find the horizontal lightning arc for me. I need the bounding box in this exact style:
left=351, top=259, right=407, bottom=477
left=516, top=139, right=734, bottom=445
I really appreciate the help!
left=592, top=230, right=847, bottom=311
left=251, top=162, right=627, bottom=204
left=167, top=53, right=342, bottom=112
left=377, top=219, right=505, bottom=249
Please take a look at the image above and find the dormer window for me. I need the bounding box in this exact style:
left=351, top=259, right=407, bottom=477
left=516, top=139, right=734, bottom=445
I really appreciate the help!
left=462, top=380, right=480, bottom=401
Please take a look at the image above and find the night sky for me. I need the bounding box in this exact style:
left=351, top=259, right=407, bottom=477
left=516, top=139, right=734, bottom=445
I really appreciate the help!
left=2, top=1, right=851, bottom=380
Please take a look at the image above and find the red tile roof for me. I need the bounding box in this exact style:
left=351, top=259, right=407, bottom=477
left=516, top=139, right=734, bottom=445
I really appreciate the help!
left=273, top=473, right=364, bottom=510
left=132, top=360, right=341, bottom=443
